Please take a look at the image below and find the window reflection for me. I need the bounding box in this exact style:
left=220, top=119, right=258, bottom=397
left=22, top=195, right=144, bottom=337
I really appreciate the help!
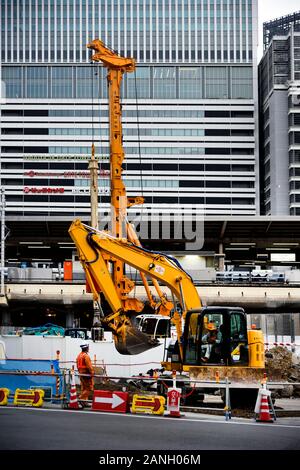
left=2, top=65, right=253, bottom=100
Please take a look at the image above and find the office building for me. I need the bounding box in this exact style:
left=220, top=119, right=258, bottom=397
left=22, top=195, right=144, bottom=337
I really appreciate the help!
left=0, top=0, right=259, bottom=223
left=259, top=11, right=300, bottom=215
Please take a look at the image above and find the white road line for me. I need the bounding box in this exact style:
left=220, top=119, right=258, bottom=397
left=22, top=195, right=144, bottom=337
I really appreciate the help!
left=2, top=406, right=300, bottom=429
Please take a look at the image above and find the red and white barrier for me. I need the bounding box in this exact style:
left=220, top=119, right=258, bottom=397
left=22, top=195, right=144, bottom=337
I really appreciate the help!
left=166, top=370, right=182, bottom=418
left=264, top=342, right=299, bottom=348
left=68, top=371, right=79, bottom=409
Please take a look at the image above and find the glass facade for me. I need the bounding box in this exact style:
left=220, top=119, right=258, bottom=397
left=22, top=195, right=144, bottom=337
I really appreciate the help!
left=2, top=64, right=253, bottom=100
left=0, top=0, right=258, bottom=218
left=1, top=0, right=254, bottom=65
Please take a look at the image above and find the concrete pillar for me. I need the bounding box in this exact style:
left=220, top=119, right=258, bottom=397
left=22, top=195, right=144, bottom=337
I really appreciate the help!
left=65, top=308, right=74, bottom=328
left=294, top=313, right=300, bottom=338
left=260, top=314, right=267, bottom=337
left=1, top=309, right=12, bottom=326
left=218, top=242, right=225, bottom=271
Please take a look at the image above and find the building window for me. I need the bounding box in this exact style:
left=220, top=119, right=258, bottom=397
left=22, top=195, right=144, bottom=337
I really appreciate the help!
left=205, top=67, right=228, bottom=99
left=2, top=66, right=23, bottom=98
left=26, top=67, right=48, bottom=98
left=76, top=66, right=100, bottom=99
left=153, top=67, right=176, bottom=99
left=126, top=67, right=151, bottom=99
left=231, top=67, right=253, bottom=99
left=179, top=68, right=202, bottom=99
left=51, top=67, right=73, bottom=98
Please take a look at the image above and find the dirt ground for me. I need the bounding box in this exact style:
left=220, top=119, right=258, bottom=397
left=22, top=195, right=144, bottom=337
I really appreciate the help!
left=265, top=346, right=300, bottom=398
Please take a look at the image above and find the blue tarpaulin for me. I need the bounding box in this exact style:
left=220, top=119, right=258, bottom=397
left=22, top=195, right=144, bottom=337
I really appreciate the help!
left=22, top=323, right=65, bottom=336
left=0, top=358, right=63, bottom=401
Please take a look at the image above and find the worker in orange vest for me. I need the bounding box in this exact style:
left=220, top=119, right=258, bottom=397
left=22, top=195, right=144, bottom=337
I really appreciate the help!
left=76, top=344, right=94, bottom=405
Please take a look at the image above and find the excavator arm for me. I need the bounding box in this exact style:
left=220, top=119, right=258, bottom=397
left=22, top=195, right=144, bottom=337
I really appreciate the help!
left=69, top=219, right=202, bottom=357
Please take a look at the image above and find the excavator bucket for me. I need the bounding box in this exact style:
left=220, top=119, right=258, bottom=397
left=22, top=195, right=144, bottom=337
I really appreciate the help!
left=113, top=316, right=160, bottom=355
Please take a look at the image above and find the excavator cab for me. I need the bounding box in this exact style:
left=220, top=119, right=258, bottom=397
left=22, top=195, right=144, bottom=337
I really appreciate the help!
left=183, top=307, right=250, bottom=366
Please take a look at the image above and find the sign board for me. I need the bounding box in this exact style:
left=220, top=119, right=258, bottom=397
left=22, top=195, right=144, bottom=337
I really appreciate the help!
left=0, top=388, right=10, bottom=406
left=131, top=394, right=165, bottom=415
left=14, top=388, right=45, bottom=407
left=30, top=386, right=52, bottom=401
left=92, top=390, right=129, bottom=413
left=167, top=387, right=182, bottom=417
left=270, top=253, right=296, bottom=262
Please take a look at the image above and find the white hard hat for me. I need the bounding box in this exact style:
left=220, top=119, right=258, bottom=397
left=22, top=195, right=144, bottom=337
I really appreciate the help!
left=80, top=343, right=89, bottom=349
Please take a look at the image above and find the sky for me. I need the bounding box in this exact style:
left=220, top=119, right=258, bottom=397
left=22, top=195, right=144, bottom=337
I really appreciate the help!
left=258, top=0, right=300, bottom=59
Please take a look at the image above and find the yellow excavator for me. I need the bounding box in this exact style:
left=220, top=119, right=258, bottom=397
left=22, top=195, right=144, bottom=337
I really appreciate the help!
left=69, top=40, right=266, bottom=405
left=69, top=218, right=200, bottom=356
left=69, top=219, right=266, bottom=405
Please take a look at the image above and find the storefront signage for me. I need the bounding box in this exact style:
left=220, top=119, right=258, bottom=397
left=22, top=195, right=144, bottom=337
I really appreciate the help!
left=23, top=154, right=109, bottom=161
left=23, top=187, right=65, bottom=194
left=71, top=188, right=110, bottom=195
left=24, top=170, right=109, bottom=178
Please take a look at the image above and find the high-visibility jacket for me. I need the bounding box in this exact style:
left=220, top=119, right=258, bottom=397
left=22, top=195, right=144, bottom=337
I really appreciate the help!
left=76, top=352, right=94, bottom=375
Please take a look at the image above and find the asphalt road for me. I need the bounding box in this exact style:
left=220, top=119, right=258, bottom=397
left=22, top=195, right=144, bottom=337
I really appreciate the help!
left=1, top=407, right=300, bottom=452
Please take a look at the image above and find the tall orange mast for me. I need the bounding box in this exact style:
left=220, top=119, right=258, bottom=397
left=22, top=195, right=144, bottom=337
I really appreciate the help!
left=87, top=39, right=173, bottom=317
left=87, top=40, right=141, bottom=299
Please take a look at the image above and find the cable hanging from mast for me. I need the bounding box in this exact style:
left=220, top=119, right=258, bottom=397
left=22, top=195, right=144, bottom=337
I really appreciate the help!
left=91, top=60, right=95, bottom=148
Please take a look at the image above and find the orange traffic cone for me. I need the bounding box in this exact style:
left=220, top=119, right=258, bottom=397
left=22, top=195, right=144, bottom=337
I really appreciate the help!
left=256, top=393, right=273, bottom=423
left=68, top=371, right=80, bottom=409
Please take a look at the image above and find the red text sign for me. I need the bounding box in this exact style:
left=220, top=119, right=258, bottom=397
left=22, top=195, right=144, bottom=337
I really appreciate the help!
left=167, top=387, right=181, bottom=417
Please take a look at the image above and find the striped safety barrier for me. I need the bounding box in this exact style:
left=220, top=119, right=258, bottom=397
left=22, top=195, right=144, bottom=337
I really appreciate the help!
left=265, top=342, right=299, bottom=348
left=0, top=388, right=10, bottom=406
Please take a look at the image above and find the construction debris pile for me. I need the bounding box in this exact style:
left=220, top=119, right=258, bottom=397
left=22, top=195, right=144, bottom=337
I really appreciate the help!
left=265, top=346, right=300, bottom=397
